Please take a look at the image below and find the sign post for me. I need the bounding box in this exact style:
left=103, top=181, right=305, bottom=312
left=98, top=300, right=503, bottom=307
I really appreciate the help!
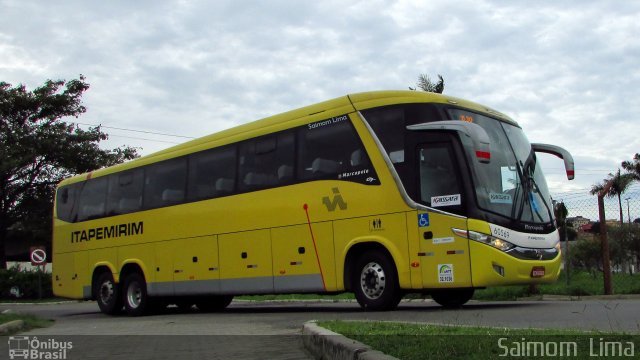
left=30, top=246, right=47, bottom=299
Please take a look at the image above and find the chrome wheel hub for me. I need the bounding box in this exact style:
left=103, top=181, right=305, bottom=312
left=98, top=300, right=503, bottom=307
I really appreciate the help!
left=126, top=282, right=142, bottom=309
left=99, top=281, right=114, bottom=304
left=360, top=262, right=386, bottom=300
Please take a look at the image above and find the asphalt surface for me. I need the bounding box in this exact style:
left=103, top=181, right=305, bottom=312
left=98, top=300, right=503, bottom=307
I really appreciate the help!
left=2, top=298, right=640, bottom=359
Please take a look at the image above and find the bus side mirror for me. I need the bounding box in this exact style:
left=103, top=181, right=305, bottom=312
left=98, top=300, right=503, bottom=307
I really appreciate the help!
left=407, top=121, right=491, bottom=164
left=532, top=143, right=575, bottom=180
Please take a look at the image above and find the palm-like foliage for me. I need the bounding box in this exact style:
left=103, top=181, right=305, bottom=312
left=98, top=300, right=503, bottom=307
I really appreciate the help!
left=413, top=74, right=445, bottom=93
left=590, top=169, right=635, bottom=225
left=622, top=153, right=640, bottom=181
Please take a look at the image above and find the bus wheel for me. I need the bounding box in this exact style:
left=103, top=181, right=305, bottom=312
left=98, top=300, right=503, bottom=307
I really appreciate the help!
left=431, top=288, right=474, bottom=308
left=122, top=272, right=150, bottom=316
left=94, top=272, right=122, bottom=315
left=196, top=296, right=233, bottom=312
left=353, top=250, right=401, bottom=311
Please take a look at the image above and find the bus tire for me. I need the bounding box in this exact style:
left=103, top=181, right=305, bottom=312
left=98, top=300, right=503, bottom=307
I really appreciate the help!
left=122, top=272, right=151, bottom=316
left=431, top=288, right=474, bottom=308
left=353, top=250, right=402, bottom=311
left=196, top=296, right=233, bottom=312
left=94, top=272, right=122, bottom=315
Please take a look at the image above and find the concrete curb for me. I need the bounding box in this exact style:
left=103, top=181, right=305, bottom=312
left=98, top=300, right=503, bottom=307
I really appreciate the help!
left=0, top=320, right=25, bottom=334
left=302, top=321, right=398, bottom=360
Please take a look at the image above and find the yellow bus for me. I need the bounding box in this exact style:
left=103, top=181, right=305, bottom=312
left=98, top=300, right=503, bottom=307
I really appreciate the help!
left=52, top=90, right=574, bottom=316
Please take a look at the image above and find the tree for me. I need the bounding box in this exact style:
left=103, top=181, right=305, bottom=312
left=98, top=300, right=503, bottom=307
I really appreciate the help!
left=590, top=169, right=634, bottom=226
left=410, top=74, right=445, bottom=93
left=622, top=153, right=640, bottom=181
left=0, top=76, right=139, bottom=268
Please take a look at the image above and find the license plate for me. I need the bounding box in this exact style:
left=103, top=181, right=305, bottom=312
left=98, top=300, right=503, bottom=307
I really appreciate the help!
left=531, top=266, right=545, bottom=278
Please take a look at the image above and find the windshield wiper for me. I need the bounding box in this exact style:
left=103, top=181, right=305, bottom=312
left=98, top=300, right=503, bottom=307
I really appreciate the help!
left=516, top=150, right=554, bottom=224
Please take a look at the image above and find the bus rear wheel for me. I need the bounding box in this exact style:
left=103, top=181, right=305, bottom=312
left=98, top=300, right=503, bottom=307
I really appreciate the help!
left=196, top=296, right=233, bottom=312
left=122, top=272, right=151, bottom=316
left=94, top=272, right=122, bottom=315
left=353, top=250, right=402, bottom=311
left=431, top=288, right=474, bottom=308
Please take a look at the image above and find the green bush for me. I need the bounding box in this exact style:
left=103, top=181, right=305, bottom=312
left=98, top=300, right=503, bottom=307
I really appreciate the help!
left=0, top=265, right=52, bottom=299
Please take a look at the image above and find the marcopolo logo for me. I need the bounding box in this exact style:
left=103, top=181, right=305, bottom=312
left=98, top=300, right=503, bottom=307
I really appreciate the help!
left=7, top=336, right=72, bottom=360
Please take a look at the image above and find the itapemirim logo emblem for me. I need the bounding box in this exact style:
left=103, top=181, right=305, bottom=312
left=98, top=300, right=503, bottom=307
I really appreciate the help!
left=322, top=187, right=347, bottom=211
left=7, top=336, right=72, bottom=359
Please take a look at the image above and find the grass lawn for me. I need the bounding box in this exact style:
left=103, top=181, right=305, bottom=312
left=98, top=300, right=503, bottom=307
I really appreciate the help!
left=0, top=313, right=53, bottom=335
left=319, top=320, right=639, bottom=360
left=473, top=270, right=640, bottom=301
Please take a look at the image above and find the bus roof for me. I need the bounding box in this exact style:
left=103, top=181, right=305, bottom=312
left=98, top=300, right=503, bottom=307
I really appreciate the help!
left=59, top=90, right=516, bottom=186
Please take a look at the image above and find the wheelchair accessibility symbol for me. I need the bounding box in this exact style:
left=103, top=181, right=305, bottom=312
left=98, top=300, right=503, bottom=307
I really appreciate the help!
left=418, top=213, right=430, bottom=227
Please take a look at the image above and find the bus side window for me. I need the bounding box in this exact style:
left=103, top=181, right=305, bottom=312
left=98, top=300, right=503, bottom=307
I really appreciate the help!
left=106, top=169, right=143, bottom=216
left=361, top=106, right=405, bottom=164
left=144, top=157, right=187, bottom=209
left=187, top=145, right=237, bottom=200
left=297, top=119, right=371, bottom=182
left=238, top=132, right=294, bottom=192
left=77, top=177, right=108, bottom=222
left=56, top=184, right=79, bottom=222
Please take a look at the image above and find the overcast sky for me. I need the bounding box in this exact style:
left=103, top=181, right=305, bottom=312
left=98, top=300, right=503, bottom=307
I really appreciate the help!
left=2, top=0, right=639, bottom=210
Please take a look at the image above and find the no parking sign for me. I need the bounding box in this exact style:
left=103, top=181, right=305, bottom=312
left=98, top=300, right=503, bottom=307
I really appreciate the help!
left=30, top=246, right=47, bottom=266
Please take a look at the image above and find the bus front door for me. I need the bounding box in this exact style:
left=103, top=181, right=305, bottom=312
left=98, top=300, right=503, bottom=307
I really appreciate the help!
left=415, top=138, right=472, bottom=289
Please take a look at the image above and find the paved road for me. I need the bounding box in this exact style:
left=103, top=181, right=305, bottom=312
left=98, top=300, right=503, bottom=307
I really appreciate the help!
left=2, top=299, right=639, bottom=359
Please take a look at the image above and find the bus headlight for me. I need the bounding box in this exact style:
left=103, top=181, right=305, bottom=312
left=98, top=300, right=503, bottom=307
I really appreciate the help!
left=453, top=228, right=515, bottom=252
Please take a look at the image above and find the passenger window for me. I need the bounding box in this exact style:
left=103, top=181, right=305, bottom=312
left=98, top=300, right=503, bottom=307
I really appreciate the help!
left=144, top=157, right=187, bottom=209
left=298, top=116, right=377, bottom=184
left=361, top=106, right=405, bottom=164
left=106, top=169, right=143, bottom=215
left=77, top=177, right=108, bottom=222
left=239, top=132, right=295, bottom=191
left=56, top=184, right=79, bottom=222
left=188, top=145, right=237, bottom=200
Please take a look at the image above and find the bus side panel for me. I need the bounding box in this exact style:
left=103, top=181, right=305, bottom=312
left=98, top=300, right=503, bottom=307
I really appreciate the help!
left=88, top=247, right=118, bottom=278
left=152, top=241, right=175, bottom=296
left=52, top=252, right=77, bottom=299
left=173, top=235, right=220, bottom=295
left=75, top=251, right=90, bottom=299
left=218, top=230, right=273, bottom=294
left=405, top=211, right=423, bottom=289
left=418, top=212, right=472, bottom=289
left=271, top=224, right=334, bottom=293
left=333, top=213, right=410, bottom=290
left=117, top=244, right=156, bottom=284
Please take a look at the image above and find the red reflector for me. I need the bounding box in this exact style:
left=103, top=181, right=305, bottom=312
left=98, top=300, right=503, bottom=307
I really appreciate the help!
left=531, top=266, right=545, bottom=278
left=475, top=151, right=491, bottom=160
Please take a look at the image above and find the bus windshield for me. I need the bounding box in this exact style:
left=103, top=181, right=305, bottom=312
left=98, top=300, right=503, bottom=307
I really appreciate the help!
left=451, top=110, right=553, bottom=225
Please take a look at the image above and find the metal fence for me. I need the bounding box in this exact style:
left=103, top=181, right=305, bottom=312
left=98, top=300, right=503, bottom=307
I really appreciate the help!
left=552, top=183, right=640, bottom=295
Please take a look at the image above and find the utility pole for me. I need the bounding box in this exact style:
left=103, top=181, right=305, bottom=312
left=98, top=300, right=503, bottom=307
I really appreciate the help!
left=625, top=197, right=631, bottom=224
left=598, top=181, right=614, bottom=295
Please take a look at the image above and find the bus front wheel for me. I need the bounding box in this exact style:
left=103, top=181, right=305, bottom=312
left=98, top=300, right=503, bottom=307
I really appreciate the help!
left=430, top=288, right=474, bottom=308
left=94, top=272, right=122, bottom=315
left=122, top=272, right=151, bottom=316
left=353, top=250, right=402, bottom=311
